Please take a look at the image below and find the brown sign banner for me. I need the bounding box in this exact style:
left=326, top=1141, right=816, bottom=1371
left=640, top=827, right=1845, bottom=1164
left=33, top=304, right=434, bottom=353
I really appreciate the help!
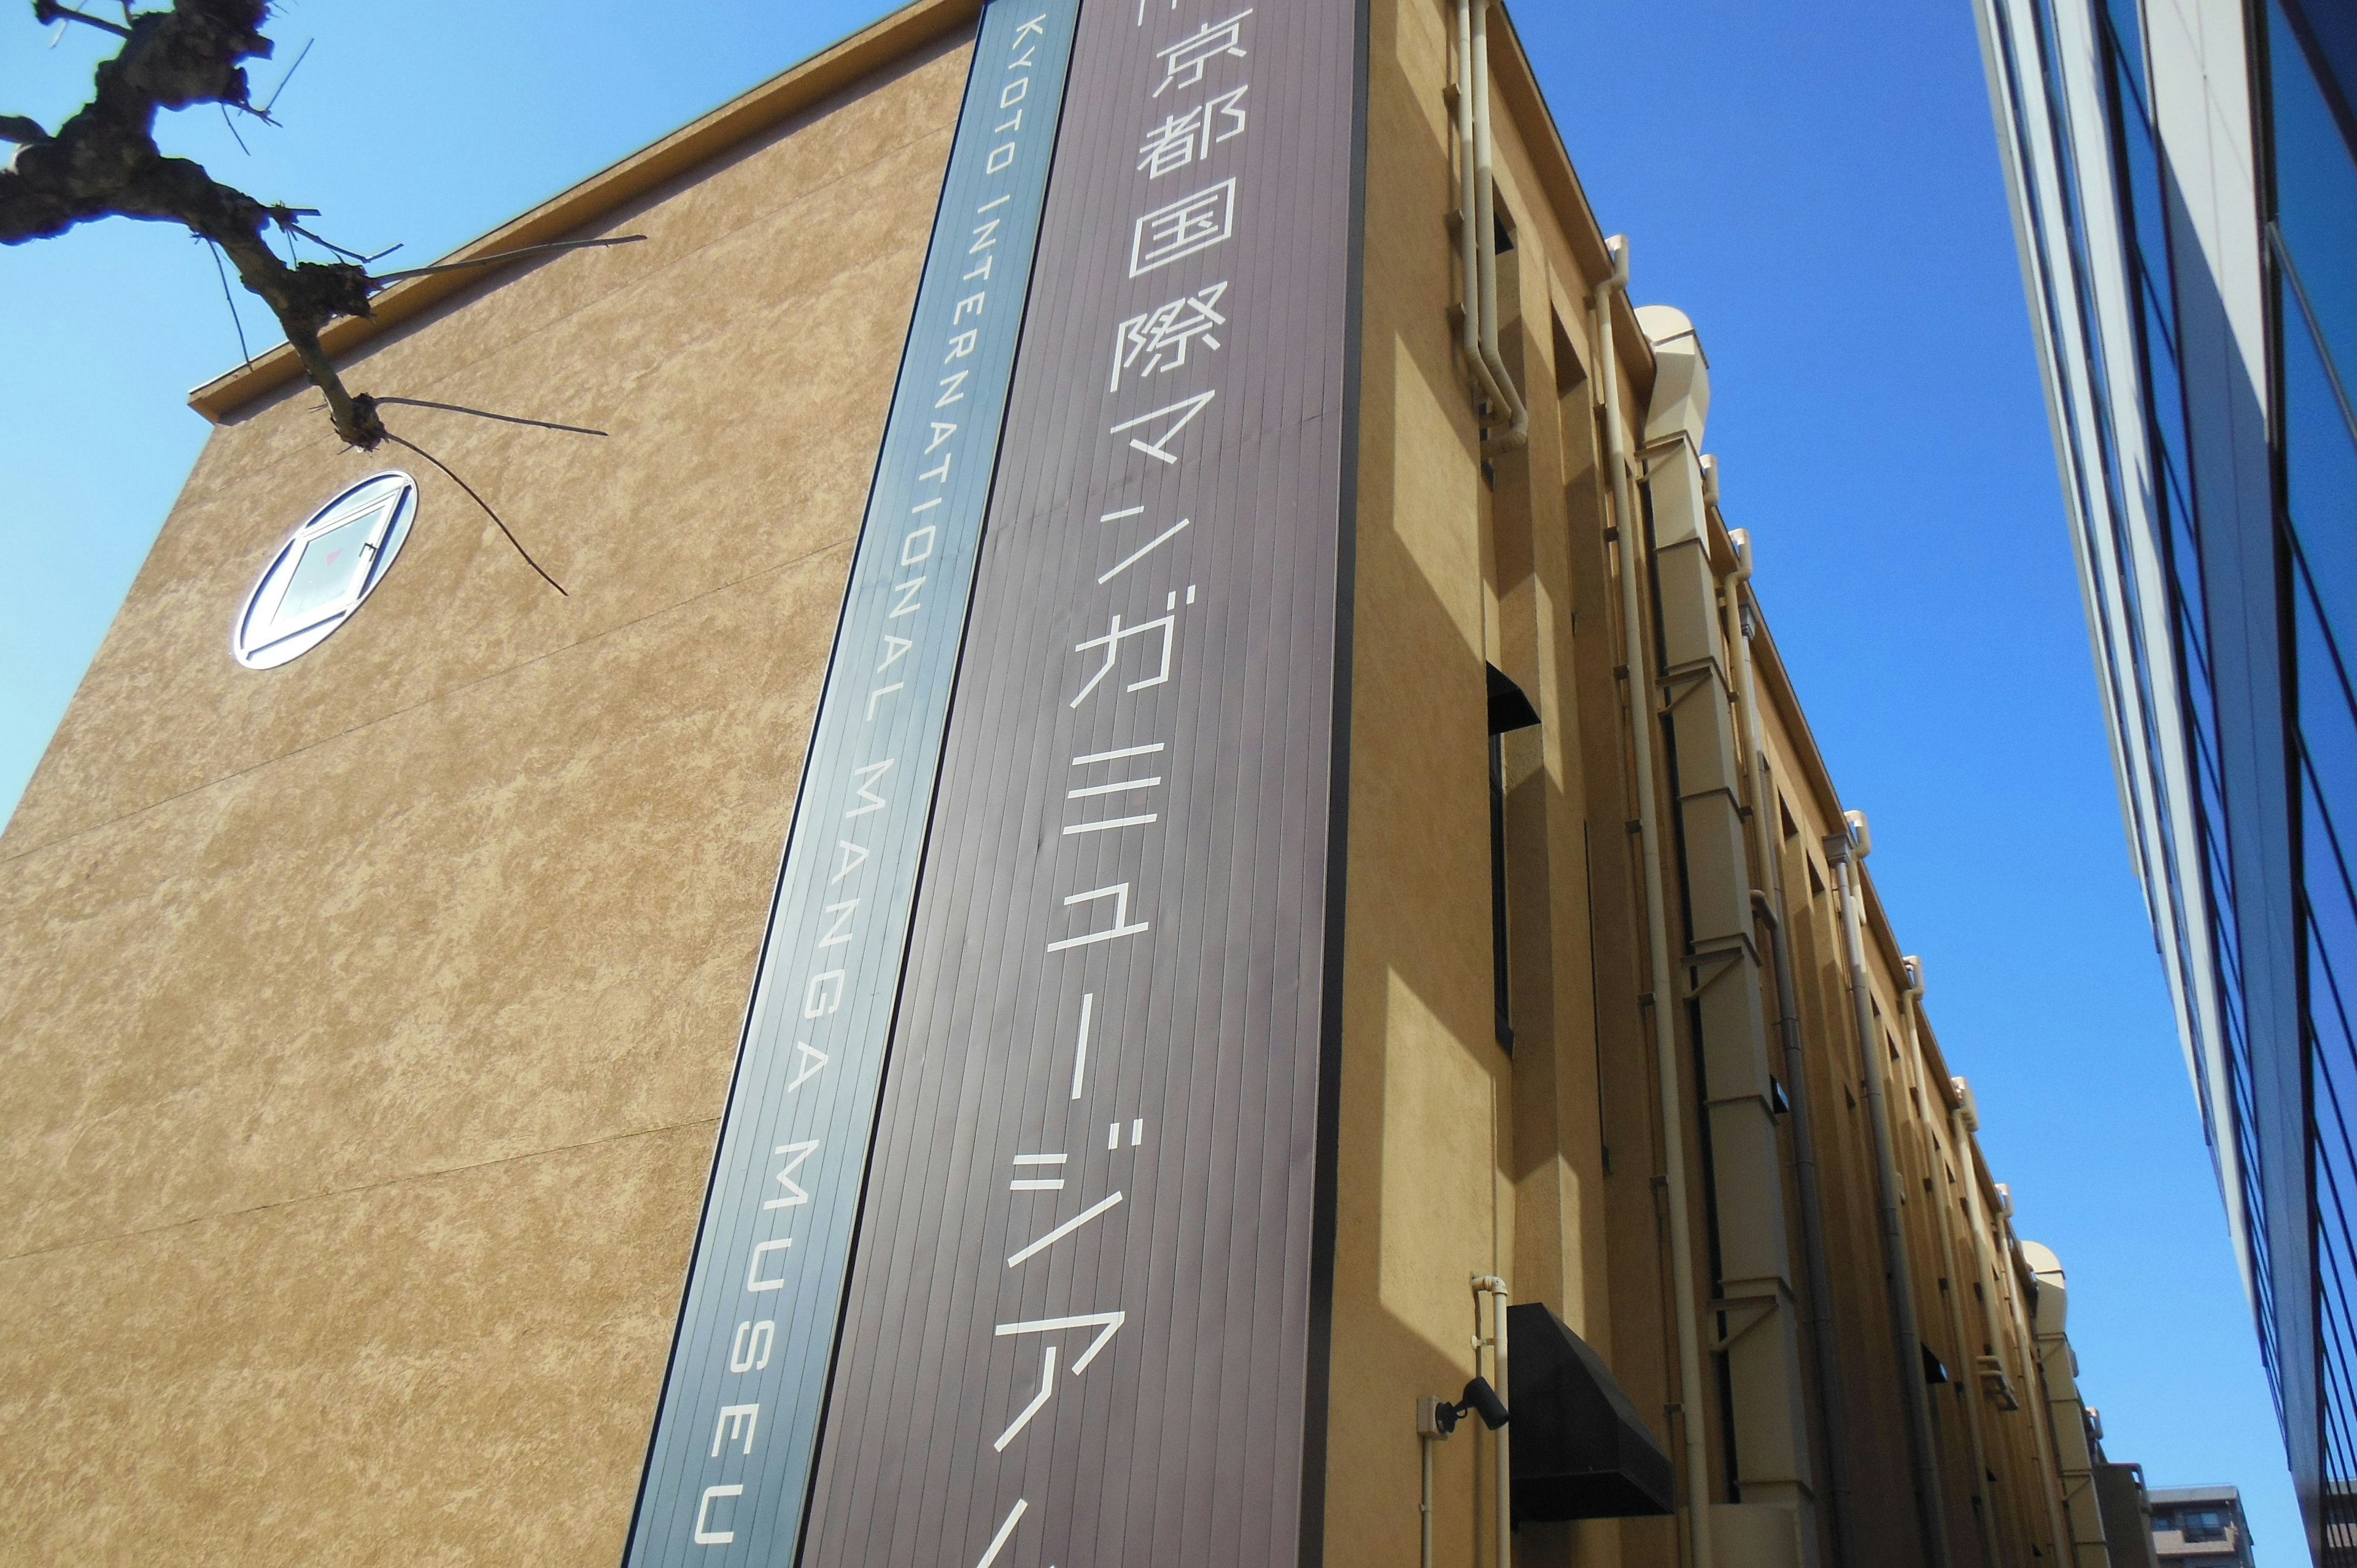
left=796, top=1, right=1364, bottom=1564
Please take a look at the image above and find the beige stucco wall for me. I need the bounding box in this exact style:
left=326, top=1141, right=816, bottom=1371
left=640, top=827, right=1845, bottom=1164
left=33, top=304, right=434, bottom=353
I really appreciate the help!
left=1324, top=0, right=1507, bottom=1553
left=1751, top=665, right=2084, bottom=1568
left=1322, top=1, right=1666, bottom=1564
left=0, top=33, right=970, bottom=1567
left=0, top=2, right=2107, bottom=1564
left=1320, top=5, right=2091, bottom=1566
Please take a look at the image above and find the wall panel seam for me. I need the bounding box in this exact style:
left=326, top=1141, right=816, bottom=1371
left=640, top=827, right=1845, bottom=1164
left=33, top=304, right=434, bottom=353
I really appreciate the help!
left=0, top=538, right=856, bottom=868
left=1, top=1114, right=721, bottom=1268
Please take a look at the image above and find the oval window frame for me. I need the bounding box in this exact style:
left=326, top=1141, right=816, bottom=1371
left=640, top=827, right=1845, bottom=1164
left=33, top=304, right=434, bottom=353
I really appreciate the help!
left=231, top=471, right=417, bottom=670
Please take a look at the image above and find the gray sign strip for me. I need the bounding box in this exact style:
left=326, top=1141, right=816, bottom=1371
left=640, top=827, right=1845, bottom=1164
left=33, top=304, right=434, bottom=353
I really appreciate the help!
left=621, top=6, right=1080, bottom=1563
left=797, top=1, right=1363, bottom=1564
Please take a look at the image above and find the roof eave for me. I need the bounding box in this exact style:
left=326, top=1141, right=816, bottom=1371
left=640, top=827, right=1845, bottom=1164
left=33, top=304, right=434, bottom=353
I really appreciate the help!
left=187, top=0, right=980, bottom=425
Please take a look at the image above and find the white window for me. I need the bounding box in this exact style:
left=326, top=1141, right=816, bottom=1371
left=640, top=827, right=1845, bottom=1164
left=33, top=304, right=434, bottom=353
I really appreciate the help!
left=232, top=471, right=416, bottom=669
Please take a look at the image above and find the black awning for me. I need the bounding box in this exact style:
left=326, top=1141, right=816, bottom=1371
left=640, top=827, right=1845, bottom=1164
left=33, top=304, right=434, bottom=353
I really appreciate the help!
left=1487, top=663, right=1541, bottom=735
left=1507, top=1302, right=1676, bottom=1521
left=1922, top=1342, right=1951, bottom=1385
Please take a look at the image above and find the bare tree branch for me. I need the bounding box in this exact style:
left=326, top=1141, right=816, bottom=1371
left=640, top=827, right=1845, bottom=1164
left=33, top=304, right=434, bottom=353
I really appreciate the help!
left=9, top=1, right=604, bottom=595
left=369, top=395, right=608, bottom=438
left=2, top=1, right=385, bottom=444
left=256, top=33, right=305, bottom=116
left=35, top=2, right=131, bottom=40
left=381, top=430, right=569, bottom=597
left=367, top=234, right=644, bottom=284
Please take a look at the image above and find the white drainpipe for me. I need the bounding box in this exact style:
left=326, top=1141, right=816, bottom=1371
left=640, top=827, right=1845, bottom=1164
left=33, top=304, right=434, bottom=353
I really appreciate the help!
left=1903, top=960, right=2000, bottom=1568
left=1728, top=529, right=1857, bottom=1568
left=2001, top=1229, right=2075, bottom=1559
left=1474, top=1275, right=1512, bottom=1568
left=1948, top=1079, right=2022, bottom=1416
left=1454, top=0, right=1527, bottom=453
left=1830, top=821, right=1953, bottom=1568
left=1595, top=234, right=1711, bottom=1568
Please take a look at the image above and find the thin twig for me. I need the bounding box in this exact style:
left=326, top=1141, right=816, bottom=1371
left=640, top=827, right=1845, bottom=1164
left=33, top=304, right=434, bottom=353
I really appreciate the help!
left=217, top=101, right=250, bottom=155
left=370, top=396, right=606, bottom=438
left=370, top=234, right=644, bottom=285
left=260, top=37, right=312, bottom=117
left=278, top=222, right=400, bottom=269
left=382, top=431, right=569, bottom=597
left=205, top=238, right=253, bottom=369
left=282, top=222, right=380, bottom=265
left=33, top=3, right=131, bottom=40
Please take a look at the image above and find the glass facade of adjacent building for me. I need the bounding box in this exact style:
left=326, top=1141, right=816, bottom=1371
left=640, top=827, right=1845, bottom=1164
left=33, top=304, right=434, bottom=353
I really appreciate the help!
left=1977, top=0, right=2357, bottom=1557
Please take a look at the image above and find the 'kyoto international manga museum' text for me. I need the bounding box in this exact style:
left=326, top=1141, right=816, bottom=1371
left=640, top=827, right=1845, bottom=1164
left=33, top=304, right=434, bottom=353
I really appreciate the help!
left=0, top=2, right=2196, bottom=1566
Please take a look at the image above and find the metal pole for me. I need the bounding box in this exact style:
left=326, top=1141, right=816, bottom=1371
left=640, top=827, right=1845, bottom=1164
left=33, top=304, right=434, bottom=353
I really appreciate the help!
left=1474, top=1276, right=1512, bottom=1568
left=1422, top=1428, right=1437, bottom=1568
left=1830, top=823, right=1953, bottom=1568
left=1596, top=236, right=1712, bottom=1568
left=1728, top=531, right=1857, bottom=1568
left=1903, top=962, right=2002, bottom=1568
left=1467, top=0, right=1527, bottom=451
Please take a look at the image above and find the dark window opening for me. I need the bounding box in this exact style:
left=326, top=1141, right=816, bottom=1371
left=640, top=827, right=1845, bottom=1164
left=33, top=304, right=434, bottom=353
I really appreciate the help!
left=1488, top=663, right=1541, bottom=1051
left=1552, top=311, right=1587, bottom=398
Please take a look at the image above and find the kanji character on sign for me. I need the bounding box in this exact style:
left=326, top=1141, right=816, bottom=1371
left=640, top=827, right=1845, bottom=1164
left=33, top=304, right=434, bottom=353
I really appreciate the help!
left=1129, top=179, right=1236, bottom=276
left=1111, top=281, right=1228, bottom=390
left=1153, top=9, right=1251, bottom=96
left=1136, top=85, right=1248, bottom=179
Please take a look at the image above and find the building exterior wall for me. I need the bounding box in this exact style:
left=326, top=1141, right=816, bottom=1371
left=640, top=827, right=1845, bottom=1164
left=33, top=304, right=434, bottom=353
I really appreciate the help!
left=0, top=18, right=973, bottom=1565
left=1325, top=2, right=1646, bottom=1563
left=1977, top=0, right=2357, bottom=1556
left=2147, top=1483, right=2259, bottom=1568
left=2, top=2, right=2132, bottom=1566
left=1332, top=4, right=2116, bottom=1566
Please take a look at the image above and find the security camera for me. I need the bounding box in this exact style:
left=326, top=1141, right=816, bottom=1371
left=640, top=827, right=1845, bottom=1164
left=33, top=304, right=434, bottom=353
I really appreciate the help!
left=1425, top=1376, right=1510, bottom=1437
left=1457, top=1375, right=1510, bottom=1431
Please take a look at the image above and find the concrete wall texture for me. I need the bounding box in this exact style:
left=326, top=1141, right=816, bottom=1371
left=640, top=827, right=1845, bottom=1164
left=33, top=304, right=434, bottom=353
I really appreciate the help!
left=0, top=2, right=2129, bottom=1565
left=0, top=19, right=973, bottom=1565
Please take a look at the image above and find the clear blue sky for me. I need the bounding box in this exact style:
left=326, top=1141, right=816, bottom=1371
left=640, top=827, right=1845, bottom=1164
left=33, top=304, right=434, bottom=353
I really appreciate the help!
left=0, top=0, right=2297, bottom=1557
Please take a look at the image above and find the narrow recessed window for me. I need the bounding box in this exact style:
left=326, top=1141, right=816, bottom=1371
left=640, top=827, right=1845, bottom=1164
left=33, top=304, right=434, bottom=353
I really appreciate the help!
left=1487, top=663, right=1541, bottom=1052
left=233, top=472, right=416, bottom=668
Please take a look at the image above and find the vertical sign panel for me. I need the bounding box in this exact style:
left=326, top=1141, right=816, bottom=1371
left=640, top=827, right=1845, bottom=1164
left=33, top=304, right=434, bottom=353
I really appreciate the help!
left=800, top=1, right=1361, bottom=1565
left=622, top=6, right=1079, bottom=1564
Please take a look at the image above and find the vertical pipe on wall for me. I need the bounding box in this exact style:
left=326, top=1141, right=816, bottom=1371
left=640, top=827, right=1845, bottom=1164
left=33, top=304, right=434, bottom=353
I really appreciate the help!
left=1948, top=1129, right=2036, bottom=1563
left=1453, top=0, right=1509, bottom=429
left=2003, top=1230, right=2075, bottom=1560
left=1829, top=821, right=1954, bottom=1568
left=1949, top=1081, right=2025, bottom=1419
left=1728, top=532, right=1859, bottom=1568
left=1474, top=1276, right=1512, bottom=1568
left=1595, top=235, right=1712, bottom=1568
left=1647, top=413, right=1815, bottom=1554
left=1904, top=960, right=2002, bottom=1568
left=1420, top=1421, right=1439, bottom=1568
left=1467, top=0, right=1528, bottom=453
